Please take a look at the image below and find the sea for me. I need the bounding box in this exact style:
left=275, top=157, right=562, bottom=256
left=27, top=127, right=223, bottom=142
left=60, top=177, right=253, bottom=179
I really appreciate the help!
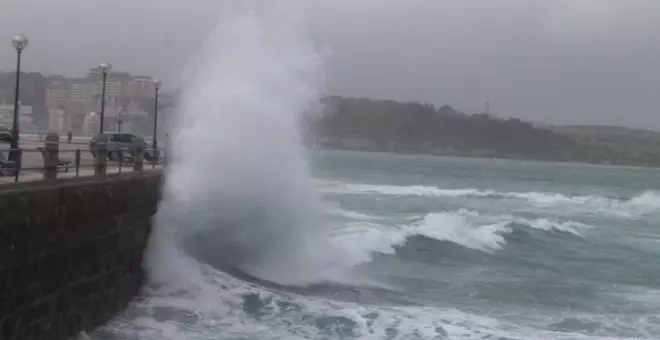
left=95, top=4, right=660, bottom=339
left=96, top=151, right=660, bottom=340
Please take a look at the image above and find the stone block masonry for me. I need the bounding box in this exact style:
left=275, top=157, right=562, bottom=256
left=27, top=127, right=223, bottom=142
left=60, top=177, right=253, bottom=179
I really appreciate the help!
left=0, top=172, right=162, bottom=340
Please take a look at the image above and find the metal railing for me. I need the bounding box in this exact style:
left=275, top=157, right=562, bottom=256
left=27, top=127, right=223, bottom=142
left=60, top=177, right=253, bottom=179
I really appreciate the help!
left=0, top=146, right=166, bottom=183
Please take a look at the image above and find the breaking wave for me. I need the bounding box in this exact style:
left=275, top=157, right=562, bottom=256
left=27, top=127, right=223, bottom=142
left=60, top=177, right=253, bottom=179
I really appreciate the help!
left=320, top=182, right=660, bottom=216
left=327, top=209, right=593, bottom=262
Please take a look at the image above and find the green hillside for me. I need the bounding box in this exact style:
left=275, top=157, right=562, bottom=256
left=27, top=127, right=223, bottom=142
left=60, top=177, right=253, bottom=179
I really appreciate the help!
left=310, top=96, right=660, bottom=167
left=552, top=125, right=660, bottom=166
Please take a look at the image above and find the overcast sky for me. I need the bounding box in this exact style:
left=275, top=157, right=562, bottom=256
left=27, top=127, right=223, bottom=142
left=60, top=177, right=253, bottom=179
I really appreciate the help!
left=1, top=0, right=660, bottom=128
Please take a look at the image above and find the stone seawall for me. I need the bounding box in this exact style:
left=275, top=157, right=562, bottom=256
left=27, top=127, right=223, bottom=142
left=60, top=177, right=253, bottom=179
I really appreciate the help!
left=0, top=172, right=162, bottom=340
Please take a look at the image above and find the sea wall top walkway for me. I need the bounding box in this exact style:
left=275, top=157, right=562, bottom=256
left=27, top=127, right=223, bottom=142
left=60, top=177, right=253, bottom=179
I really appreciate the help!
left=0, top=133, right=165, bottom=185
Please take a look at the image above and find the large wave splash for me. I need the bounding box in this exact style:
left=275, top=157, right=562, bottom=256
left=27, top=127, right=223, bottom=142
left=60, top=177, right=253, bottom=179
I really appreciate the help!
left=146, top=5, right=343, bottom=286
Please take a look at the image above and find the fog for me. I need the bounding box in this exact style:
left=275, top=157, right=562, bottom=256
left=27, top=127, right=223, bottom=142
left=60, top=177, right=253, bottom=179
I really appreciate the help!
left=1, top=0, right=660, bottom=128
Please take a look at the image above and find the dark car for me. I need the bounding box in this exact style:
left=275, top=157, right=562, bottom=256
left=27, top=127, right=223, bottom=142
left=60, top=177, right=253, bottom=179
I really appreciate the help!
left=0, top=127, right=12, bottom=143
left=90, top=132, right=138, bottom=160
left=89, top=132, right=154, bottom=161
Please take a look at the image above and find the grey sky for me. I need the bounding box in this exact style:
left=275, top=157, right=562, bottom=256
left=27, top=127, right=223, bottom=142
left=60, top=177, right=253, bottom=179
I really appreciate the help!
left=1, top=0, right=660, bottom=128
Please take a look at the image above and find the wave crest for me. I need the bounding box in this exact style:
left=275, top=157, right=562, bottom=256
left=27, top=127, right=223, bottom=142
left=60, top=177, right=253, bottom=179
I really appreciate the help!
left=327, top=209, right=595, bottom=268
left=320, top=182, right=660, bottom=217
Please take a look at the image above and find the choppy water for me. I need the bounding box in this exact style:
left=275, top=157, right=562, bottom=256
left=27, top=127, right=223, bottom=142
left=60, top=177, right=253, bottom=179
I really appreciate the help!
left=93, top=4, right=660, bottom=339
left=98, top=151, right=660, bottom=340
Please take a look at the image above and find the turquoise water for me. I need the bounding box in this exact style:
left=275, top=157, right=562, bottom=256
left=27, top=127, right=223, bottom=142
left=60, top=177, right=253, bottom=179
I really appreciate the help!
left=101, top=151, right=660, bottom=339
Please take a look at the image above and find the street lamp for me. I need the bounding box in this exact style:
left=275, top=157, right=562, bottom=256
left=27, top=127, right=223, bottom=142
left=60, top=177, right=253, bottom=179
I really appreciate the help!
left=98, top=61, right=111, bottom=134
left=152, top=79, right=162, bottom=154
left=9, top=34, right=27, bottom=159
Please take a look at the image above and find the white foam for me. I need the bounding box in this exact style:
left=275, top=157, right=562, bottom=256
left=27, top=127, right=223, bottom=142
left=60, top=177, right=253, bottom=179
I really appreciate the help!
left=106, top=251, right=658, bottom=340
left=456, top=209, right=593, bottom=236
left=520, top=218, right=592, bottom=236
left=328, top=222, right=408, bottom=265
left=410, top=212, right=511, bottom=252
left=331, top=208, right=381, bottom=221
left=324, top=209, right=597, bottom=269
left=626, top=191, right=660, bottom=206
left=318, top=182, right=598, bottom=205
left=328, top=212, right=513, bottom=262
left=320, top=181, right=488, bottom=198
left=320, top=182, right=660, bottom=219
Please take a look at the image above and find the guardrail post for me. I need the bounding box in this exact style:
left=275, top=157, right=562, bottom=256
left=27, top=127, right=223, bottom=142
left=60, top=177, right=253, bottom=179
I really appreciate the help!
left=75, top=149, right=81, bottom=177
left=42, top=132, right=60, bottom=181
left=92, top=133, right=108, bottom=177
left=13, top=149, right=22, bottom=183
left=132, top=136, right=145, bottom=172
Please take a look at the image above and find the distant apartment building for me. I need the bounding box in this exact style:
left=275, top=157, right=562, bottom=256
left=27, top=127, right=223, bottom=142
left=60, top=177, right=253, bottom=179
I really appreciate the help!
left=123, top=77, right=155, bottom=100
left=65, top=101, right=95, bottom=134
left=83, top=112, right=100, bottom=136
left=0, top=104, right=38, bottom=132
left=81, top=106, right=125, bottom=135
left=48, top=108, right=67, bottom=133
left=70, top=79, right=120, bottom=105
left=89, top=80, right=122, bottom=106
left=45, top=87, right=70, bottom=109
left=0, top=72, right=47, bottom=129
left=69, top=83, right=93, bottom=103
left=85, top=68, right=133, bottom=84
left=0, top=69, right=164, bottom=133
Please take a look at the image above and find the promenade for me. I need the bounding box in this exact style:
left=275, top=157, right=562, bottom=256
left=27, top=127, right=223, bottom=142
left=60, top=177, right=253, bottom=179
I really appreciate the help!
left=0, top=134, right=162, bottom=184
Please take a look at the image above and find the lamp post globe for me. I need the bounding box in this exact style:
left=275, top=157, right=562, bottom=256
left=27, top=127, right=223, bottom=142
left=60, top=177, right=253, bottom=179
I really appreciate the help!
left=9, top=34, right=28, bottom=159
left=11, top=34, right=28, bottom=51
left=99, top=61, right=112, bottom=74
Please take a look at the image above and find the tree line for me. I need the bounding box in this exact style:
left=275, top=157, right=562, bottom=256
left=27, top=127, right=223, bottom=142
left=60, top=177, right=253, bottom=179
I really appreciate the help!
left=307, top=96, right=660, bottom=167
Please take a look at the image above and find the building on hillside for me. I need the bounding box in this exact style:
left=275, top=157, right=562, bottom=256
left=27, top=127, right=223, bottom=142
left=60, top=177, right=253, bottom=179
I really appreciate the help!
left=85, top=68, right=133, bottom=84
left=0, top=104, right=38, bottom=132
left=45, top=86, right=70, bottom=109
left=48, top=108, right=67, bottom=133
left=89, top=81, right=121, bottom=107
left=119, top=101, right=150, bottom=134
left=82, top=112, right=100, bottom=136
left=65, top=102, right=94, bottom=134
left=81, top=106, right=126, bottom=135
left=123, top=77, right=155, bottom=100
left=0, top=72, right=47, bottom=129
left=69, top=83, right=94, bottom=104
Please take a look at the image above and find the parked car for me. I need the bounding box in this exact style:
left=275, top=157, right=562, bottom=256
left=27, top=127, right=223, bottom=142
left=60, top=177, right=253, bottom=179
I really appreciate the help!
left=90, top=132, right=139, bottom=160
left=0, top=127, right=12, bottom=143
